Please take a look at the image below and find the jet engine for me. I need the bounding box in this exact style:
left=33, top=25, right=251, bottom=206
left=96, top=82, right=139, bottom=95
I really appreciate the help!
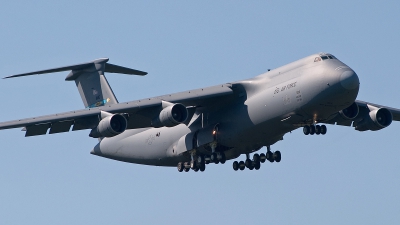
left=339, top=102, right=359, bottom=120
left=89, top=114, right=127, bottom=138
left=152, top=103, right=188, bottom=127
left=355, top=108, right=393, bottom=131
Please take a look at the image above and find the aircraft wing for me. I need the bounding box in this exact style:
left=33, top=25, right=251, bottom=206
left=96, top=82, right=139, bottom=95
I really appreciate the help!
left=355, top=100, right=400, bottom=121
left=0, top=84, right=233, bottom=136
left=325, top=100, right=400, bottom=128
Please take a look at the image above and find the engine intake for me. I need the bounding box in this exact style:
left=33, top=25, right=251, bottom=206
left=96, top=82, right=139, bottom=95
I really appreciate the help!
left=152, top=103, right=188, bottom=127
left=89, top=114, right=127, bottom=138
left=339, top=102, right=359, bottom=120
left=355, top=108, right=392, bottom=131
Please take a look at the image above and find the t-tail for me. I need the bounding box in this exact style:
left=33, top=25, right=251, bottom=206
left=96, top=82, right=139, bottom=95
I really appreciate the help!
left=4, top=58, right=147, bottom=108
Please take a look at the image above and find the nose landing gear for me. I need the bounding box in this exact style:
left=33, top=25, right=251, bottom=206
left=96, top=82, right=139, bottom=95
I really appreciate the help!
left=303, top=124, right=327, bottom=135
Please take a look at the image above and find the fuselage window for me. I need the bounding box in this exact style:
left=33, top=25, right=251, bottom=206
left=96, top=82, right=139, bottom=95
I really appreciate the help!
left=314, top=57, right=321, bottom=62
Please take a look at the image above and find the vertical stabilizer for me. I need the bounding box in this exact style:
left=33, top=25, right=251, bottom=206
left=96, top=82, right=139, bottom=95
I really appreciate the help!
left=65, top=58, right=117, bottom=108
left=4, top=58, right=147, bottom=108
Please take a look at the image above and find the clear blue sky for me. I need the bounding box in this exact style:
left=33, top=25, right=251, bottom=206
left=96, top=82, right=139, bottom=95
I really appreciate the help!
left=1, top=1, right=399, bottom=224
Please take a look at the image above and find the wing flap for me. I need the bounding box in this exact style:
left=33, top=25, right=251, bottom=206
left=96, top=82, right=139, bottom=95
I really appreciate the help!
left=25, top=123, right=51, bottom=137
left=49, top=121, right=74, bottom=134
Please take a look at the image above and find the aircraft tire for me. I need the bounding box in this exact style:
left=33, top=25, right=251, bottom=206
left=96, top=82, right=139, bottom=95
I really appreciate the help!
left=245, top=159, right=252, bottom=168
left=266, top=151, right=274, bottom=163
left=248, top=162, right=254, bottom=170
left=220, top=153, right=226, bottom=164
left=254, top=161, right=261, bottom=170
left=233, top=161, right=239, bottom=171
left=239, top=161, right=245, bottom=170
left=177, top=162, right=184, bottom=172
left=273, top=151, right=281, bottom=162
left=303, top=125, right=310, bottom=135
left=199, top=164, right=206, bottom=172
left=315, top=125, right=321, bottom=135
left=197, top=155, right=205, bottom=165
left=321, top=125, right=327, bottom=135
left=211, top=153, right=218, bottom=164
left=260, top=153, right=266, bottom=163
left=184, top=167, right=190, bottom=172
left=310, top=125, right=316, bottom=135
left=190, top=160, right=197, bottom=169
left=253, top=153, right=260, bottom=164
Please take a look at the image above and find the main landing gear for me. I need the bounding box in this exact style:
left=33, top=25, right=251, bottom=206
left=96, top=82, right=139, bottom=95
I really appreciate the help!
left=232, top=146, right=281, bottom=171
left=176, top=151, right=226, bottom=173
left=303, top=124, right=327, bottom=135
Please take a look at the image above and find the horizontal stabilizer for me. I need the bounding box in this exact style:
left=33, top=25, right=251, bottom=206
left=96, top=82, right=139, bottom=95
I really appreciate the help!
left=3, top=58, right=147, bottom=79
left=105, top=63, right=147, bottom=75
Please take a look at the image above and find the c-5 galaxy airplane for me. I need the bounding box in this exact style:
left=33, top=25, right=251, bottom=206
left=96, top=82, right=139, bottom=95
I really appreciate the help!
left=1, top=53, right=399, bottom=172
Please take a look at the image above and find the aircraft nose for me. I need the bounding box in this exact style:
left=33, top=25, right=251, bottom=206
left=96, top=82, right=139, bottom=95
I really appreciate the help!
left=340, top=70, right=359, bottom=90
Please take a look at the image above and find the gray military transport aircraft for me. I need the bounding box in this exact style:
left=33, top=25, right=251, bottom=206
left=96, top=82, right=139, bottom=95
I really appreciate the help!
left=1, top=53, right=399, bottom=172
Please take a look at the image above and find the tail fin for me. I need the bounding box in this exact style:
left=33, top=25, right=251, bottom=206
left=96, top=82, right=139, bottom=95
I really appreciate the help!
left=4, top=58, right=147, bottom=108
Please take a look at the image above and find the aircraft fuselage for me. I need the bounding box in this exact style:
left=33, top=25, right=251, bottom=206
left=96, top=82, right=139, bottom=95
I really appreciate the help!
left=91, top=53, right=360, bottom=166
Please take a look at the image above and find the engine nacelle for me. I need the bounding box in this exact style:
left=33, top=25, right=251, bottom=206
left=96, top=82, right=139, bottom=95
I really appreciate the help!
left=152, top=104, right=188, bottom=127
left=355, top=108, right=392, bottom=131
left=89, top=114, right=127, bottom=138
left=339, top=102, right=359, bottom=120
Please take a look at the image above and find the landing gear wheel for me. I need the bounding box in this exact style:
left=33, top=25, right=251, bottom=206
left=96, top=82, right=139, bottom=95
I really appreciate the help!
left=199, top=163, right=206, bottom=172
left=245, top=159, right=252, bottom=168
left=211, top=153, right=218, bottom=164
left=184, top=162, right=190, bottom=172
left=321, top=125, right=327, bottom=135
left=193, top=167, right=199, bottom=172
left=266, top=151, right=274, bottom=163
left=197, top=155, right=204, bottom=165
left=220, top=153, right=226, bottom=164
left=260, top=153, right=266, bottom=163
left=273, top=151, right=281, bottom=162
left=248, top=163, right=254, bottom=170
left=233, top=161, right=239, bottom=171
left=190, top=160, right=197, bottom=169
left=239, top=161, right=245, bottom=170
left=254, top=161, right=261, bottom=170
left=310, top=125, right=316, bottom=135
left=303, top=125, right=310, bottom=135
left=177, top=162, right=184, bottom=172
left=315, top=125, right=321, bottom=135
left=253, top=154, right=260, bottom=164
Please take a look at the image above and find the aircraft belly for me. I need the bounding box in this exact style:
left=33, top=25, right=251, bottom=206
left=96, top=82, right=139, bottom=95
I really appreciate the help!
left=91, top=125, right=191, bottom=166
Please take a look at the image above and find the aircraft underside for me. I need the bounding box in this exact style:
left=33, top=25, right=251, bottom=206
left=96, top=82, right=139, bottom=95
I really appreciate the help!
left=1, top=53, right=399, bottom=173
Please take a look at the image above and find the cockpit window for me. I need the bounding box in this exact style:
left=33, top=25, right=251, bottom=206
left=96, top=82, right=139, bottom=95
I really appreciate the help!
left=315, top=54, right=337, bottom=62
left=321, top=56, right=329, bottom=60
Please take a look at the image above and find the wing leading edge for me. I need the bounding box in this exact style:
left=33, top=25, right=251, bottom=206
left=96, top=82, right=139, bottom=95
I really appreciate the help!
left=325, top=100, right=400, bottom=130
left=0, top=84, right=233, bottom=136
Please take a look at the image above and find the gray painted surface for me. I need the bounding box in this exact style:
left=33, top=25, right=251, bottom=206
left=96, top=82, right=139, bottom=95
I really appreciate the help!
left=1, top=53, right=399, bottom=168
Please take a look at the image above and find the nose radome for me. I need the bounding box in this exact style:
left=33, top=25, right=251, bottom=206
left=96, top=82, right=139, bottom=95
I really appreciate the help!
left=340, top=70, right=359, bottom=90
